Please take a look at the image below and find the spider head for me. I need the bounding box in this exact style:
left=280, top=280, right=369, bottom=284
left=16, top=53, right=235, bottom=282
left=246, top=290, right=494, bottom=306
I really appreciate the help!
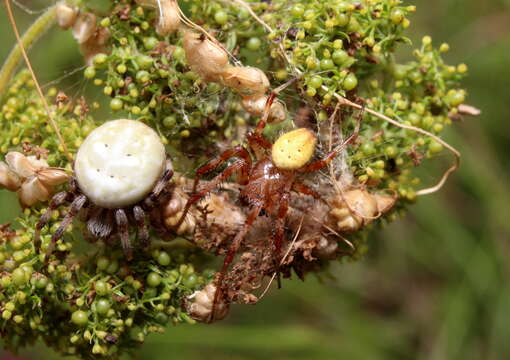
left=74, top=119, right=166, bottom=209
left=271, top=128, right=317, bottom=170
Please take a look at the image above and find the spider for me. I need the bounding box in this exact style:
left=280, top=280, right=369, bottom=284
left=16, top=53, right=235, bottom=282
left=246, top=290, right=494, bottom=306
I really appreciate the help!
left=35, top=119, right=174, bottom=261
left=175, top=94, right=359, bottom=322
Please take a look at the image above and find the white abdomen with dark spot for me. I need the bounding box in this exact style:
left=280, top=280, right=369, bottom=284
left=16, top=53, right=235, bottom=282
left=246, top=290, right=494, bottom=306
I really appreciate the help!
left=74, top=119, right=166, bottom=208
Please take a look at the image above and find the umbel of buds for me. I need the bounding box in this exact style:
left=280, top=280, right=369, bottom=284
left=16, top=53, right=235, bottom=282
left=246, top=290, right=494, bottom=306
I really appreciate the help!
left=0, top=152, right=68, bottom=207
left=329, top=189, right=396, bottom=233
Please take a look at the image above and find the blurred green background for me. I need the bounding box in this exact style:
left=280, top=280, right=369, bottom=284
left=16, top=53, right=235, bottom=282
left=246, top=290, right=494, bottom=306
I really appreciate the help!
left=1, top=0, right=510, bottom=359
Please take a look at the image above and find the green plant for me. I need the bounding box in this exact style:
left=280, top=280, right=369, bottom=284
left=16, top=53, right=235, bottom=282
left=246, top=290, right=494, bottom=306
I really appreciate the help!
left=0, top=0, right=473, bottom=358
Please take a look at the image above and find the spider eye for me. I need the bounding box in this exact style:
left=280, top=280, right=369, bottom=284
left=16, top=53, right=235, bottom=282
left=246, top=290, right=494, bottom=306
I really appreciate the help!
left=271, top=128, right=317, bottom=170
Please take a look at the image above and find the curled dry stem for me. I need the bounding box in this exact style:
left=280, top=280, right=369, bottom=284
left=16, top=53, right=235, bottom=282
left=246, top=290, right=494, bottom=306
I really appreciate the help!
left=3, top=0, right=72, bottom=163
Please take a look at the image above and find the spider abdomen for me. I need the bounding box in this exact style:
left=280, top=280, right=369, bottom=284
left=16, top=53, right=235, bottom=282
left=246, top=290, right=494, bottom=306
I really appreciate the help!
left=74, top=119, right=166, bottom=209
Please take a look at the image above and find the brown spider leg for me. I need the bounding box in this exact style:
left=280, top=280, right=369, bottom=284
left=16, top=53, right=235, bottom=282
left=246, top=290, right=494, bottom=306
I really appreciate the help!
left=115, top=209, right=133, bottom=261
left=291, top=182, right=322, bottom=200
left=87, top=207, right=114, bottom=239
left=133, top=205, right=149, bottom=248
left=174, top=147, right=251, bottom=230
left=210, top=203, right=263, bottom=323
left=273, top=191, right=290, bottom=260
left=34, top=191, right=69, bottom=251
left=298, top=104, right=363, bottom=174
left=144, top=168, right=174, bottom=209
left=45, top=194, right=87, bottom=263
left=245, top=131, right=271, bottom=160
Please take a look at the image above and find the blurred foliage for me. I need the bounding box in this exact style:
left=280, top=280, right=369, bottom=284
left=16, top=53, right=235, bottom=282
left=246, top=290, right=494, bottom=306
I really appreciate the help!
left=1, top=0, right=510, bottom=359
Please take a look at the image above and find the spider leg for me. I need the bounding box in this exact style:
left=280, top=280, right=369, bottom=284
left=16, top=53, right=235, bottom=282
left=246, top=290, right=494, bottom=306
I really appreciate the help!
left=87, top=207, right=114, bottom=239
left=291, top=182, right=322, bottom=200
left=174, top=147, right=251, bottom=230
left=133, top=205, right=149, bottom=248
left=298, top=105, right=363, bottom=174
left=273, top=192, right=290, bottom=260
left=45, top=194, right=87, bottom=263
left=115, top=209, right=132, bottom=261
left=210, top=203, right=263, bottom=323
left=144, top=168, right=174, bottom=209
left=34, top=191, right=69, bottom=251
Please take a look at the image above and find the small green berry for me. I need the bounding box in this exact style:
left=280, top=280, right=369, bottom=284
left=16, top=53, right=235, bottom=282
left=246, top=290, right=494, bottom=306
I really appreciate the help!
left=147, top=272, right=162, bottom=287
left=214, top=10, right=228, bottom=25
left=95, top=299, right=111, bottom=315
left=343, top=73, right=358, bottom=91
left=110, top=98, right=123, bottom=111
left=157, top=251, right=171, bottom=266
left=84, top=67, right=96, bottom=79
left=247, top=37, right=262, bottom=51
left=71, top=310, right=89, bottom=326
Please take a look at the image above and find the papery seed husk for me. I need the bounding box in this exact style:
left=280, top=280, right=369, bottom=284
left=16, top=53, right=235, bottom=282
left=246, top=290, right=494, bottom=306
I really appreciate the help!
left=156, top=0, right=181, bottom=35
left=18, top=177, right=51, bottom=207
left=241, top=96, right=286, bottom=123
left=185, top=283, right=229, bottom=322
left=221, top=66, right=270, bottom=97
left=0, top=162, right=21, bottom=191
left=56, top=1, right=78, bottom=29
left=373, top=193, right=397, bottom=214
left=5, top=152, right=37, bottom=178
left=37, top=168, right=69, bottom=187
left=72, top=12, right=97, bottom=44
left=183, top=30, right=229, bottom=82
left=80, top=27, right=111, bottom=66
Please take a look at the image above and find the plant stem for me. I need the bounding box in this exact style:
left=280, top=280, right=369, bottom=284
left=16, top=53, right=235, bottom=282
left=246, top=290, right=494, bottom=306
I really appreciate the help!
left=0, top=4, right=57, bottom=101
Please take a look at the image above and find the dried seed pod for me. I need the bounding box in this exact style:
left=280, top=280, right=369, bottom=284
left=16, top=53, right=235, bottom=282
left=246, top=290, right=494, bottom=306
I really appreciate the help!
left=56, top=1, right=78, bottom=29
left=18, top=177, right=51, bottom=208
left=80, top=27, right=111, bottom=65
left=184, top=283, right=229, bottom=323
left=313, top=236, right=339, bottom=260
left=162, top=188, right=196, bottom=235
left=241, top=95, right=286, bottom=123
left=329, top=189, right=396, bottom=232
left=37, top=168, right=69, bottom=187
left=221, top=65, right=270, bottom=97
left=197, top=193, right=245, bottom=229
left=136, top=0, right=181, bottom=35
left=272, top=128, right=317, bottom=170
left=183, top=30, right=229, bottom=82
left=5, top=152, right=39, bottom=178
left=72, top=12, right=97, bottom=44
left=0, top=162, right=21, bottom=191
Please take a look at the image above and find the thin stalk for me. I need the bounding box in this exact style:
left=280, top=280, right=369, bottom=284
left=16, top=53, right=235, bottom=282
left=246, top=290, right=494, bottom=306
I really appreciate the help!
left=0, top=4, right=56, bottom=100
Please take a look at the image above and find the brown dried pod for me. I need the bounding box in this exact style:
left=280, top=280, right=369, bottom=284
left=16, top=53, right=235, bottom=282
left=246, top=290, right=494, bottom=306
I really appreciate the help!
left=0, top=162, right=21, bottom=191
left=241, top=95, right=286, bottom=123
left=37, top=168, right=69, bottom=187
left=80, top=27, right=111, bottom=65
left=136, top=0, right=181, bottom=35
left=184, top=283, right=229, bottom=323
left=221, top=65, right=270, bottom=97
left=329, top=189, right=396, bottom=232
left=56, top=1, right=78, bottom=29
left=72, top=12, right=97, bottom=44
left=183, top=30, right=229, bottom=82
left=162, top=188, right=197, bottom=235
left=18, top=177, right=51, bottom=208
left=197, top=192, right=245, bottom=229
left=5, top=152, right=40, bottom=178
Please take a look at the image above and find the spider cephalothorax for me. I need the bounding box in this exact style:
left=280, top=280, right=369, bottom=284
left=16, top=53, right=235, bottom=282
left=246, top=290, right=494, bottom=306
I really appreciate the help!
left=35, top=119, right=174, bottom=261
left=175, top=99, right=358, bottom=322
